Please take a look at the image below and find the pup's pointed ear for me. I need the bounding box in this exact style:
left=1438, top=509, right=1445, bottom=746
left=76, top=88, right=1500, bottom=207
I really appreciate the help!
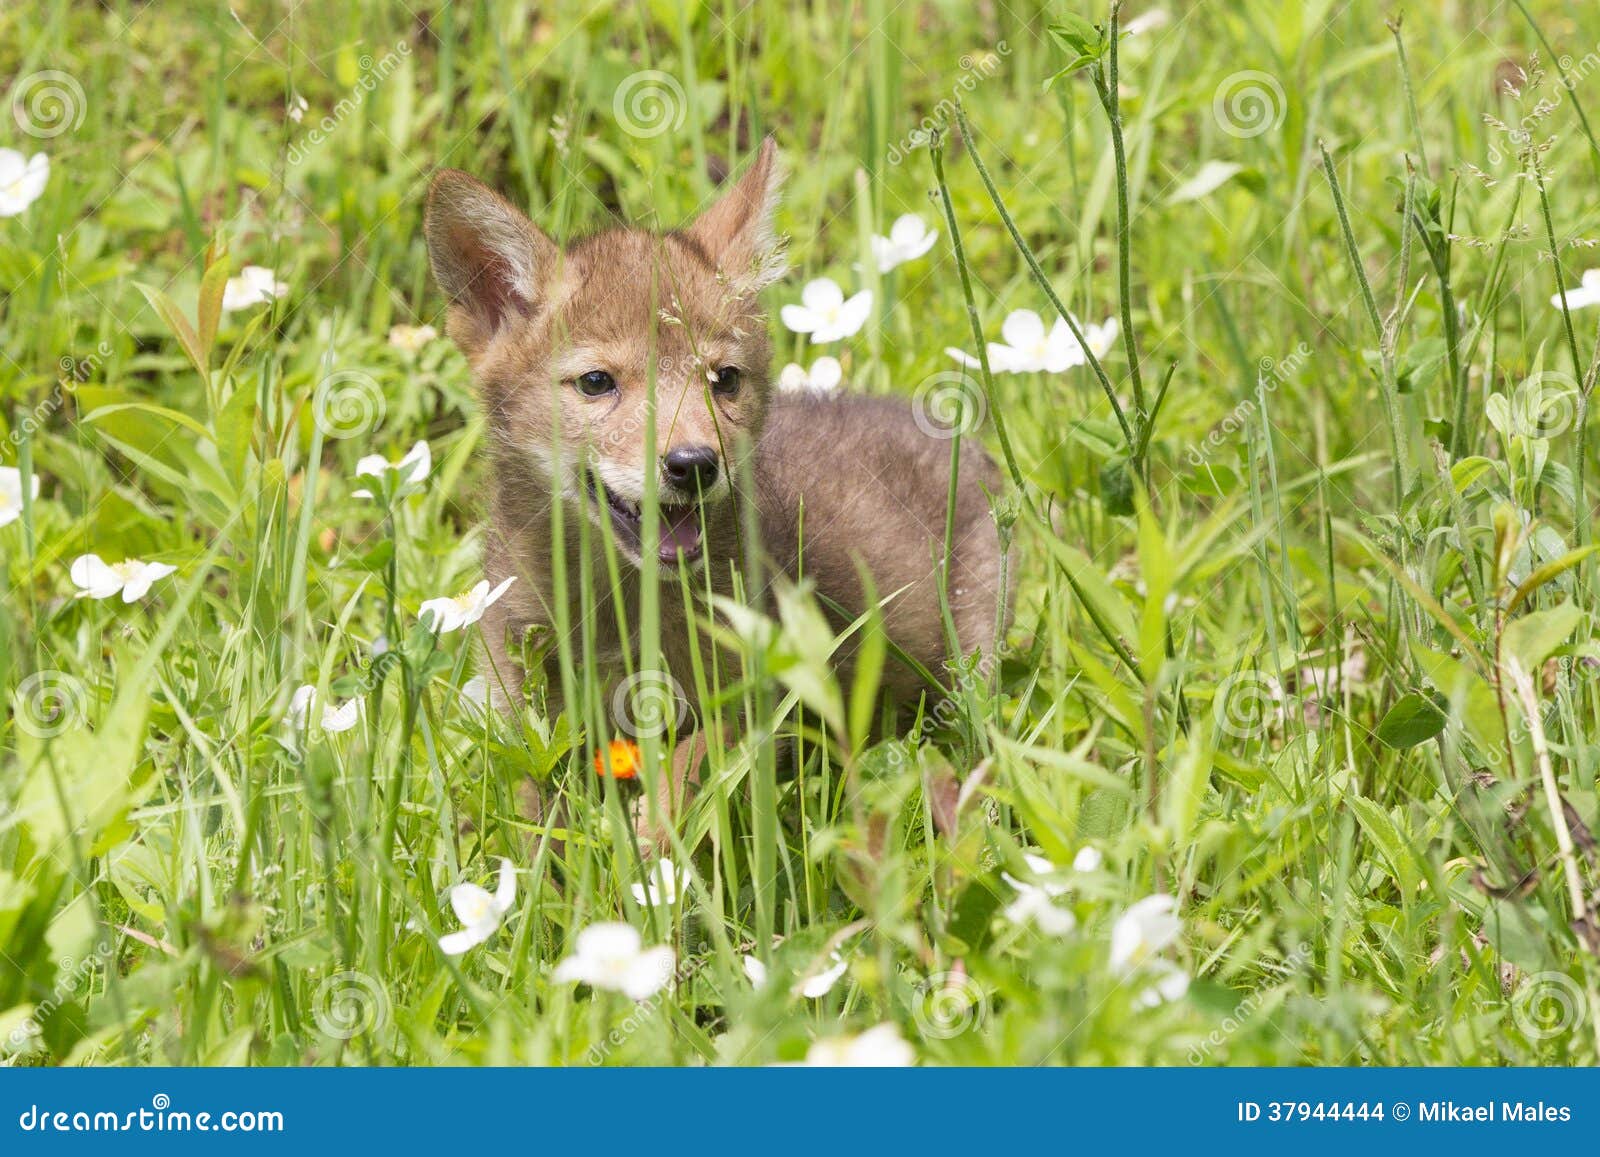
left=684, top=136, right=786, bottom=293
left=425, top=170, right=558, bottom=348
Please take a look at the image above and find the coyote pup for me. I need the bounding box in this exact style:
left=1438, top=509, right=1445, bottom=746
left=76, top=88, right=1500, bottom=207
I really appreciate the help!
left=424, top=138, right=1008, bottom=832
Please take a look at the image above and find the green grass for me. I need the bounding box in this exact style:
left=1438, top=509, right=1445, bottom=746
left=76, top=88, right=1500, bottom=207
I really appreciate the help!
left=3, top=0, right=1600, bottom=1066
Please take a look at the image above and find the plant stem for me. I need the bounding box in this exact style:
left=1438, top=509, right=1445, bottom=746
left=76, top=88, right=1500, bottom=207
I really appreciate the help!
left=930, top=134, right=1032, bottom=507
left=954, top=101, right=1140, bottom=475
left=1096, top=2, right=1147, bottom=424
left=1387, top=16, right=1428, bottom=173
left=1319, top=143, right=1406, bottom=505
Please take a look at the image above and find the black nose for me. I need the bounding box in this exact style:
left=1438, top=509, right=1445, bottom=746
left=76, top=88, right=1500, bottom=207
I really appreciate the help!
left=663, top=445, right=719, bottom=490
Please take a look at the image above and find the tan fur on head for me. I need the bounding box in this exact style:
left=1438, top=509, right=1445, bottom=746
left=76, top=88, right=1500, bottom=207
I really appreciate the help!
left=681, top=136, right=788, bottom=296
left=424, top=171, right=564, bottom=361
left=422, top=137, right=787, bottom=571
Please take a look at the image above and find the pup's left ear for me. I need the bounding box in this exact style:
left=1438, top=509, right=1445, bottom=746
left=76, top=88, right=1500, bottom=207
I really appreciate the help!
left=684, top=136, right=786, bottom=293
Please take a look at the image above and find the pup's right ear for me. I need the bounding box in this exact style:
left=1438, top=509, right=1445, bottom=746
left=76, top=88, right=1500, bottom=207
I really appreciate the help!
left=424, top=170, right=558, bottom=353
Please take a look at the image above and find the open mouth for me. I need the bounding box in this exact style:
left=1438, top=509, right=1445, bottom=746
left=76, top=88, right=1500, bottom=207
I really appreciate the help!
left=586, top=472, right=705, bottom=565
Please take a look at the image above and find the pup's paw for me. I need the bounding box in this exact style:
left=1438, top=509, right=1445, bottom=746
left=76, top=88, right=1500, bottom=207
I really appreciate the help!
left=628, top=796, right=675, bottom=858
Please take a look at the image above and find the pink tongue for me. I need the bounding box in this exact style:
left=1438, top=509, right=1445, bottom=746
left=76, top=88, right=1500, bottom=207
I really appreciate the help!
left=659, top=506, right=702, bottom=555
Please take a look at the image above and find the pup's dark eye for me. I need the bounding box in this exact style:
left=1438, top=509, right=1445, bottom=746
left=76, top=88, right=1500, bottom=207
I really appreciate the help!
left=712, top=366, right=741, bottom=395
left=575, top=370, right=616, bottom=398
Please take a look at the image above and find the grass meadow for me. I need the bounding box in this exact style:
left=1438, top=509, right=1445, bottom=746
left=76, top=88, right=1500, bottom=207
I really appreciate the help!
left=3, top=0, right=1600, bottom=1067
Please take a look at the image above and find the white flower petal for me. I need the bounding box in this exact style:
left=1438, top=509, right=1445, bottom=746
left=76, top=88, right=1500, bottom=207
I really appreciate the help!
left=459, top=675, right=491, bottom=716
left=419, top=596, right=465, bottom=633
left=797, top=954, right=847, bottom=998
left=833, top=291, right=873, bottom=340
left=551, top=923, right=674, bottom=999
left=321, top=700, right=361, bottom=733
left=492, top=858, right=517, bottom=915
left=69, top=554, right=123, bottom=599
left=986, top=342, right=1024, bottom=374
left=1135, top=961, right=1190, bottom=1008
left=449, top=883, right=495, bottom=927
left=439, top=922, right=493, bottom=956
left=890, top=214, right=928, bottom=247
left=0, top=151, right=49, bottom=217
left=480, top=575, right=516, bottom=612
left=572, top=921, right=643, bottom=962
left=622, top=945, right=677, bottom=1000
left=1088, top=317, right=1119, bottom=358
left=1110, top=893, right=1183, bottom=970
left=809, top=356, right=843, bottom=391
left=801, top=278, right=845, bottom=312
left=742, top=956, right=769, bottom=986
left=780, top=304, right=819, bottom=334
left=1000, top=309, right=1046, bottom=350
left=804, top=1023, right=914, bottom=1067
left=222, top=265, right=286, bottom=312
left=0, top=467, right=39, bottom=527
left=287, top=685, right=317, bottom=725
left=1043, top=318, right=1086, bottom=373
left=397, top=440, right=432, bottom=483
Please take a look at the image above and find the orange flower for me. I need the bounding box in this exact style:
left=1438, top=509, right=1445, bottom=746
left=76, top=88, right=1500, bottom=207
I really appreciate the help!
left=594, top=738, right=641, bottom=780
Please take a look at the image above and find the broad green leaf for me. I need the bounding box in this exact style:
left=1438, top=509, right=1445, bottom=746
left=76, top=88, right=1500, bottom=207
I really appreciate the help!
left=994, top=734, right=1135, bottom=797
left=1048, top=14, right=1103, bottom=56
left=215, top=382, right=258, bottom=485
left=1507, top=545, right=1600, bottom=612
left=846, top=566, right=887, bottom=754
left=16, top=669, right=153, bottom=856
left=1029, top=516, right=1138, bottom=653
left=81, top=401, right=214, bottom=445
left=1502, top=600, right=1583, bottom=673
left=1169, top=161, right=1245, bottom=204
left=197, top=254, right=231, bottom=365
left=136, top=282, right=208, bottom=380
left=1347, top=794, right=1419, bottom=895
left=1374, top=691, right=1448, bottom=749
left=942, top=877, right=1003, bottom=955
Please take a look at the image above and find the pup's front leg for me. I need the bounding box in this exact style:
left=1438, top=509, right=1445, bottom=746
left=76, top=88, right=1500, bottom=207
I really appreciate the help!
left=631, top=732, right=708, bottom=854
